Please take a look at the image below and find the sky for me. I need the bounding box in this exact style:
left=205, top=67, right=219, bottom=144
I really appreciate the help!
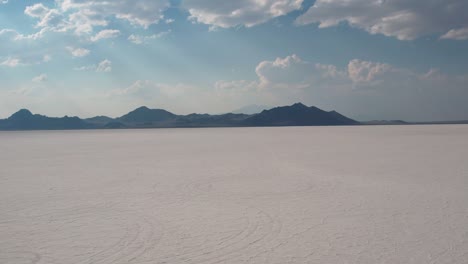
left=1, top=0, right=468, bottom=121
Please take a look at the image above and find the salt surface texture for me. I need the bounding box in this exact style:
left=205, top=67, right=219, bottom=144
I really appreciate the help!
left=1, top=125, right=468, bottom=264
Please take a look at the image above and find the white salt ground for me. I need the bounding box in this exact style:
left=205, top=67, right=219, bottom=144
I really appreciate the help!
left=1, top=125, right=468, bottom=264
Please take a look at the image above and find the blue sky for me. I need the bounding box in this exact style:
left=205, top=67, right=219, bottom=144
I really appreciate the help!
left=1, top=0, right=468, bottom=121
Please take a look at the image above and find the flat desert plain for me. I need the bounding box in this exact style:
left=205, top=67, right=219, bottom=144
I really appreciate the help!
left=1, top=125, right=468, bottom=264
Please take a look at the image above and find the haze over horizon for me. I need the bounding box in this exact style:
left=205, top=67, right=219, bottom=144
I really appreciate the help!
left=1, top=0, right=468, bottom=121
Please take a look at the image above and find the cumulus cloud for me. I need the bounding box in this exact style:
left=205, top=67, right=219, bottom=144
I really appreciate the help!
left=24, top=3, right=49, bottom=18
left=182, top=0, right=304, bottom=29
left=19, top=28, right=49, bottom=40
left=347, top=60, right=393, bottom=83
left=0, top=29, right=17, bottom=39
left=255, top=54, right=312, bottom=89
left=0, top=28, right=48, bottom=41
left=32, top=74, right=48, bottom=83
left=250, top=54, right=422, bottom=90
left=90, top=29, right=120, bottom=42
left=216, top=54, right=345, bottom=92
left=59, top=0, right=170, bottom=30
left=66, top=47, right=91, bottom=57
left=20, top=1, right=171, bottom=39
left=296, top=0, right=468, bottom=40
left=96, top=59, right=112, bottom=72
left=24, top=3, right=68, bottom=32
left=441, top=27, right=468, bottom=40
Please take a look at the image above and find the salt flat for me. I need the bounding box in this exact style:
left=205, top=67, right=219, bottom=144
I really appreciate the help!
left=1, top=125, right=468, bottom=264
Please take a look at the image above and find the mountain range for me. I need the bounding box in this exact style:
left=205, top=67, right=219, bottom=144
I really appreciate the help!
left=0, top=103, right=359, bottom=131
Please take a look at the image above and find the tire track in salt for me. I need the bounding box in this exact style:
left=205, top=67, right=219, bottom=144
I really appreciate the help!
left=1, top=201, right=165, bottom=264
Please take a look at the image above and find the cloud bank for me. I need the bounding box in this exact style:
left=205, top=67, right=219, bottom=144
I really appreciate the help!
left=183, top=0, right=304, bottom=29
left=296, top=0, right=468, bottom=40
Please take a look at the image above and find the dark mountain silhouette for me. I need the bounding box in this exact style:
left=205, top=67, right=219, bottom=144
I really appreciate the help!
left=0, top=103, right=359, bottom=130
left=0, top=109, right=91, bottom=130
left=118, top=106, right=176, bottom=124
left=85, top=116, right=115, bottom=125
left=242, top=103, right=358, bottom=126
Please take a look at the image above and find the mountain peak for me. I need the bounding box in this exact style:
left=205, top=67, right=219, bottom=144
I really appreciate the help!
left=243, top=103, right=358, bottom=126
left=9, top=109, right=33, bottom=120
left=119, top=106, right=176, bottom=123
left=133, top=106, right=151, bottom=112
left=291, top=102, right=307, bottom=108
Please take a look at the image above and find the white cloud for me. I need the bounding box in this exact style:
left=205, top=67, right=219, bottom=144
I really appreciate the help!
left=214, top=54, right=337, bottom=92
left=0, top=54, right=51, bottom=68
left=0, top=57, right=22, bottom=67
left=32, top=74, right=48, bottom=83
left=127, top=34, right=144, bottom=45
left=24, top=3, right=49, bottom=18
left=20, top=1, right=171, bottom=39
left=96, top=59, right=112, bottom=72
left=255, top=54, right=311, bottom=89
left=252, top=55, right=417, bottom=89
left=67, top=8, right=108, bottom=35
left=296, top=0, right=468, bottom=40
left=128, top=30, right=171, bottom=44
left=0, top=29, right=17, bottom=38
left=75, top=59, right=112, bottom=72
left=0, top=28, right=48, bottom=41
left=210, top=55, right=309, bottom=93
left=24, top=3, right=68, bottom=32
left=90, top=29, right=120, bottom=42
left=58, top=0, right=170, bottom=30
left=347, top=60, right=393, bottom=83
left=182, top=0, right=304, bottom=28
left=441, top=27, right=468, bottom=40
left=66, top=47, right=91, bottom=57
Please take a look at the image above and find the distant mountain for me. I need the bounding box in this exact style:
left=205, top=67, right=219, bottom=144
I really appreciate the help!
left=0, top=103, right=359, bottom=130
left=118, top=106, right=177, bottom=124
left=85, top=116, right=115, bottom=125
left=231, top=105, right=269, bottom=115
left=242, top=103, right=358, bottom=126
left=0, top=109, right=91, bottom=130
